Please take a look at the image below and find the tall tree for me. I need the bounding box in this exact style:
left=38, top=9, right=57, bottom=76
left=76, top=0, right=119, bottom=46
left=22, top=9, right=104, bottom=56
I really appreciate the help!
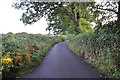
left=94, top=0, right=120, bottom=33
left=13, top=1, right=98, bottom=34
left=117, top=1, right=120, bottom=25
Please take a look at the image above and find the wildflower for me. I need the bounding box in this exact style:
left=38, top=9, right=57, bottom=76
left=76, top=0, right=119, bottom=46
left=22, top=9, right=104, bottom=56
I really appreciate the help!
left=25, top=53, right=31, bottom=64
left=2, top=57, right=13, bottom=64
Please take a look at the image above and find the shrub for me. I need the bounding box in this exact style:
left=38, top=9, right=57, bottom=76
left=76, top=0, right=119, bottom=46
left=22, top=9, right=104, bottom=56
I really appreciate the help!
left=67, top=31, right=120, bottom=78
left=1, top=33, right=65, bottom=78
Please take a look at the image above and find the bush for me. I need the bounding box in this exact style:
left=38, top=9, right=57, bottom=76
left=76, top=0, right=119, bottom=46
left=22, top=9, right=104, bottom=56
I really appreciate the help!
left=1, top=33, right=65, bottom=78
left=67, top=31, right=120, bottom=78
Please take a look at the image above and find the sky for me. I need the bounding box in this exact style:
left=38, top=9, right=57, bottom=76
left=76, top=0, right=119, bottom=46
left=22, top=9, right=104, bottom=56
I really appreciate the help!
left=0, top=0, right=113, bottom=34
left=0, top=0, right=49, bottom=34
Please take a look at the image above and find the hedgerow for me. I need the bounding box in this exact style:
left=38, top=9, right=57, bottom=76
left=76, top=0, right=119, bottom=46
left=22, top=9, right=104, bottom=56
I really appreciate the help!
left=1, top=33, right=65, bottom=78
left=67, top=30, right=120, bottom=78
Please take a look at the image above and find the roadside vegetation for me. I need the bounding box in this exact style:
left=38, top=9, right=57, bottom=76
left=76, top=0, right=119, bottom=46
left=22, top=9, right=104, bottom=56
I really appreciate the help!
left=1, top=32, right=65, bottom=78
left=67, top=25, right=120, bottom=78
left=1, top=0, right=120, bottom=79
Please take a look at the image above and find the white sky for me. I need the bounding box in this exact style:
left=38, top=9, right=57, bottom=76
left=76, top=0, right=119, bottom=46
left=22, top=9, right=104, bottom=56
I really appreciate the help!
left=0, top=0, right=49, bottom=34
left=0, top=0, right=114, bottom=34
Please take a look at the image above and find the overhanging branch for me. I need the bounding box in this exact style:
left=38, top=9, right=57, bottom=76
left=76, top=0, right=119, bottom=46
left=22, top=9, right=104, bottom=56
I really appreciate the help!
left=97, top=7, right=118, bottom=14
left=57, top=3, right=77, bottom=26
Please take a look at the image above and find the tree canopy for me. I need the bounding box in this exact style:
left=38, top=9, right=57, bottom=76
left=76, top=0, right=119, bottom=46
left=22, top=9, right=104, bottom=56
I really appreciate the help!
left=13, top=0, right=120, bottom=34
left=13, top=1, right=100, bottom=34
left=94, top=0, right=120, bottom=34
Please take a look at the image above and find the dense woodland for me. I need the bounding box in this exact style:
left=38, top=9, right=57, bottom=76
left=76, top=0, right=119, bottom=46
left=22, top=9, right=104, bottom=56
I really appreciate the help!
left=0, top=0, right=120, bottom=79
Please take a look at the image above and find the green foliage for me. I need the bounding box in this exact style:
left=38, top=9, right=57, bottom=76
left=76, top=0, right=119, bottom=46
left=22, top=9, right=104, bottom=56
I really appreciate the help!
left=1, top=33, right=64, bottom=78
left=95, top=0, right=118, bottom=24
left=67, top=31, right=120, bottom=78
left=13, top=2, right=99, bottom=34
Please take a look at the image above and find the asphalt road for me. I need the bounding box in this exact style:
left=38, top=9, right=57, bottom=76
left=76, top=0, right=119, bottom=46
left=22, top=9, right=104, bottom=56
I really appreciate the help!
left=22, top=42, right=101, bottom=78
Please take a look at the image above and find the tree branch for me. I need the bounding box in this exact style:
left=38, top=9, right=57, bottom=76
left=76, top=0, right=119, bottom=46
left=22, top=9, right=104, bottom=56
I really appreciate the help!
left=97, top=7, right=118, bottom=14
left=58, top=3, right=77, bottom=26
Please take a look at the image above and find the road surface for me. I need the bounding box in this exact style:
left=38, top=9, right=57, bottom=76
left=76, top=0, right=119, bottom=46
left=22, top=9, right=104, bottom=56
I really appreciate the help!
left=22, top=42, right=101, bottom=78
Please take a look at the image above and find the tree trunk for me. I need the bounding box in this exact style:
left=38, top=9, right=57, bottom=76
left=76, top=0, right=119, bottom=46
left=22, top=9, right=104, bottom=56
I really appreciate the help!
left=74, top=12, right=81, bottom=34
left=77, top=12, right=80, bottom=27
left=118, top=1, right=120, bottom=24
left=117, top=1, right=120, bottom=34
